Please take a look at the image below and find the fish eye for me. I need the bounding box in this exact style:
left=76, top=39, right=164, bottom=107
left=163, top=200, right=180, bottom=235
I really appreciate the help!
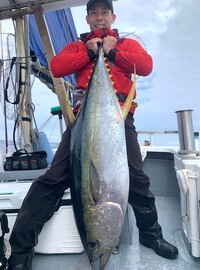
left=89, top=240, right=99, bottom=250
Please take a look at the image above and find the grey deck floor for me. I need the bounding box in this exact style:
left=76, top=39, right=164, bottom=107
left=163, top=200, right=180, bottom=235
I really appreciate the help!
left=32, top=196, right=200, bottom=270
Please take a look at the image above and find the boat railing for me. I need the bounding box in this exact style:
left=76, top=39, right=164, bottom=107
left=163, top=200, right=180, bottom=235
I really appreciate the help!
left=138, top=130, right=178, bottom=146
left=138, top=110, right=199, bottom=151
left=138, top=130, right=199, bottom=150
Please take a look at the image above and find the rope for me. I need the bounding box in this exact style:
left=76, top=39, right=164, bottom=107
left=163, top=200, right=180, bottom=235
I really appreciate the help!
left=48, top=116, right=58, bottom=141
left=38, top=114, right=54, bottom=132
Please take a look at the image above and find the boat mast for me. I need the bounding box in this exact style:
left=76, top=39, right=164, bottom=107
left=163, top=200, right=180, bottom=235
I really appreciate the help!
left=15, top=17, right=33, bottom=151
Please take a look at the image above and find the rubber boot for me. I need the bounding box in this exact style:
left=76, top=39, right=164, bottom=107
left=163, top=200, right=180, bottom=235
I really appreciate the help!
left=8, top=250, right=34, bottom=270
left=132, top=201, right=178, bottom=259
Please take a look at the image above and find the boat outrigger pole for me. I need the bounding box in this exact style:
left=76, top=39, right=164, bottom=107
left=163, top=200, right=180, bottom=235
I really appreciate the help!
left=33, top=6, right=69, bottom=127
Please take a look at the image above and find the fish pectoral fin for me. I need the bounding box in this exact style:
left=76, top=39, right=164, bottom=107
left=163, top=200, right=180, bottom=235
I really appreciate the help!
left=89, top=159, right=101, bottom=203
left=121, top=64, right=137, bottom=120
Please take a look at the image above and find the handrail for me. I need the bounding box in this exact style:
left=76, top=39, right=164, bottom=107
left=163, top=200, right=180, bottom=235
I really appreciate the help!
left=137, top=130, right=199, bottom=148
left=138, top=130, right=178, bottom=134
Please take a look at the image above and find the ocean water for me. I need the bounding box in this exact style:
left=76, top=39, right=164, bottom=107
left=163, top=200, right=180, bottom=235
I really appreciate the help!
left=0, top=133, right=181, bottom=150
left=0, top=140, right=59, bottom=154
left=0, top=136, right=180, bottom=160
left=0, top=135, right=199, bottom=154
left=138, top=133, right=180, bottom=147
left=0, top=140, right=14, bottom=152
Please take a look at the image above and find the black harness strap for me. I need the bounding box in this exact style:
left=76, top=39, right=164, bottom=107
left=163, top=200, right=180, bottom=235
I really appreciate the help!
left=116, top=93, right=127, bottom=102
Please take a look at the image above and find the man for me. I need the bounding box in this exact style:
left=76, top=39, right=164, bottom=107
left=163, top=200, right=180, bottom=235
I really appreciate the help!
left=8, top=0, right=178, bottom=269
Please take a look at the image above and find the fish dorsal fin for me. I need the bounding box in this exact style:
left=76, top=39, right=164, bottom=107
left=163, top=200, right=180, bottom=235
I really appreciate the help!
left=89, top=159, right=101, bottom=203
left=65, top=84, right=76, bottom=128
left=121, top=64, right=137, bottom=120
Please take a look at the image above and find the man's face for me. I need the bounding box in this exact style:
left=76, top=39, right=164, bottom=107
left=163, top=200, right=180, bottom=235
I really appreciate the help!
left=86, top=4, right=116, bottom=31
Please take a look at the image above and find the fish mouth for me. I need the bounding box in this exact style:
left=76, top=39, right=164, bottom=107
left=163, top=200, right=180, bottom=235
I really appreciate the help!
left=90, top=249, right=113, bottom=270
left=100, top=250, right=113, bottom=270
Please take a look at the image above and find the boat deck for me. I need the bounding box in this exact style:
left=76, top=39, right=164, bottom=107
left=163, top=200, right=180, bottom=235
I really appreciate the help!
left=32, top=196, right=200, bottom=270
left=1, top=150, right=200, bottom=269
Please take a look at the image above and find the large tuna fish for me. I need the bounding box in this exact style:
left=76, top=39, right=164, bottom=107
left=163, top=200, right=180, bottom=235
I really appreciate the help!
left=69, top=46, right=136, bottom=270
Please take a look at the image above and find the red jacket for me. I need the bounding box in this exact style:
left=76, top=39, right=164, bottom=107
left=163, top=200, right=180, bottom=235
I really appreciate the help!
left=50, top=28, right=153, bottom=114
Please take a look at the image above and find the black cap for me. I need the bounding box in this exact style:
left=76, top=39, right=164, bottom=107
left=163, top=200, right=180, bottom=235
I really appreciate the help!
left=87, top=0, right=113, bottom=13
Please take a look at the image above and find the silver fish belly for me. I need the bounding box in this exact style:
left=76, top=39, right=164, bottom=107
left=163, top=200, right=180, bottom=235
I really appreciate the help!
left=70, top=46, right=130, bottom=270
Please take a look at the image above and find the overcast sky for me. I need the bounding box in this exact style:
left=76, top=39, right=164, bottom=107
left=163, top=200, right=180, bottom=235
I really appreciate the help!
left=0, top=0, right=200, bottom=146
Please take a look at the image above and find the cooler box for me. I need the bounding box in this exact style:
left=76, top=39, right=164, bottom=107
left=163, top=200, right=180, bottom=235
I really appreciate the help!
left=0, top=181, right=84, bottom=254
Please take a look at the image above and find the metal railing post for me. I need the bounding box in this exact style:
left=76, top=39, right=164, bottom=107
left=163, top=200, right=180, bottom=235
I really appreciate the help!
left=176, top=110, right=195, bottom=151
